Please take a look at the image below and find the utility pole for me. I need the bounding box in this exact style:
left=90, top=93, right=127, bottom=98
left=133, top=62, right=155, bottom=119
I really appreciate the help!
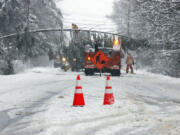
left=127, top=0, right=130, bottom=37
left=25, top=0, right=30, bottom=61
left=26, top=0, right=30, bottom=31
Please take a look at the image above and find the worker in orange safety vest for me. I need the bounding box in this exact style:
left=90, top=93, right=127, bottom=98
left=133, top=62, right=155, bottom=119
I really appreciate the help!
left=126, top=52, right=134, bottom=74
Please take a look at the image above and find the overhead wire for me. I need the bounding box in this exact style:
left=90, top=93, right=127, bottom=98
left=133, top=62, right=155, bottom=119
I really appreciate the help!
left=62, top=15, right=117, bottom=32
left=159, top=49, right=180, bottom=54
left=63, top=20, right=117, bottom=32
left=63, top=20, right=116, bottom=27
left=62, top=15, right=115, bottom=22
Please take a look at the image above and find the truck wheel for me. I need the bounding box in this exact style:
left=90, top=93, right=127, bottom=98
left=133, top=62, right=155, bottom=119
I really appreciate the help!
left=89, top=70, right=94, bottom=76
left=111, top=70, right=120, bottom=76
left=85, top=69, right=94, bottom=76
left=85, top=69, right=89, bottom=76
left=116, top=70, right=121, bottom=76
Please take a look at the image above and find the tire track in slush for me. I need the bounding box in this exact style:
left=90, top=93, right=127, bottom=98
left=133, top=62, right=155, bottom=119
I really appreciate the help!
left=126, top=92, right=180, bottom=135
left=51, top=111, right=150, bottom=135
left=0, top=79, right=75, bottom=135
left=51, top=113, right=126, bottom=135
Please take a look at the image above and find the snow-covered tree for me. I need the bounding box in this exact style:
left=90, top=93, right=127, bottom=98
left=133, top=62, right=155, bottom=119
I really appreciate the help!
left=0, top=0, right=63, bottom=74
left=111, top=0, right=180, bottom=77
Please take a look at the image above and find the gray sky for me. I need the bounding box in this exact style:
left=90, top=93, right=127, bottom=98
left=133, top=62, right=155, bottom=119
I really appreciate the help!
left=56, top=0, right=117, bottom=32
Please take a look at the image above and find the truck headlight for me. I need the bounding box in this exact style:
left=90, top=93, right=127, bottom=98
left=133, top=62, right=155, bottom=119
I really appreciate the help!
left=62, top=57, right=66, bottom=62
left=73, top=58, right=77, bottom=62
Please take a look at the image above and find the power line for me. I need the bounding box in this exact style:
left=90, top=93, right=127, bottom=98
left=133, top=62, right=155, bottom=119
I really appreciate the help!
left=0, top=28, right=128, bottom=40
left=63, top=15, right=114, bottom=22
left=63, top=20, right=117, bottom=31
left=63, top=21, right=115, bottom=26
left=159, top=49, right=180, bottom=54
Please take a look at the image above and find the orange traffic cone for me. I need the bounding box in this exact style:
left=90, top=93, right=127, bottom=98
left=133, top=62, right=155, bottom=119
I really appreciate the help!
left=73, top=75, right=85, bottom=106
left=103, top=75, right=114, bottom=105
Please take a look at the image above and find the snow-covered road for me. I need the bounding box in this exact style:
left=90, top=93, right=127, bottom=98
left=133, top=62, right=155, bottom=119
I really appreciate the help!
left=0, top=68, right=180, bottom=135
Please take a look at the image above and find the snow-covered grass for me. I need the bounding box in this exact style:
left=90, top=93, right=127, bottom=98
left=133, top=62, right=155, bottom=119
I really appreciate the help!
left=0, top=68, right=180, bottom=135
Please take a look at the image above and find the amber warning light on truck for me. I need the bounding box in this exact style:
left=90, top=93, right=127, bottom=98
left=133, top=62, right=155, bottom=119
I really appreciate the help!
left=113, top=39, right=121, bottom=51
left=88, top=56, right=91, bottom=61
left=113, top=39, right=120, bottom=45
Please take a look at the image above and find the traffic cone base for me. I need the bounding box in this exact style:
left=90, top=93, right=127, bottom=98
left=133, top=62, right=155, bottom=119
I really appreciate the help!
left=103, top=93, right=114, bottom=105
left=73, top=93, right=85, bottom=106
